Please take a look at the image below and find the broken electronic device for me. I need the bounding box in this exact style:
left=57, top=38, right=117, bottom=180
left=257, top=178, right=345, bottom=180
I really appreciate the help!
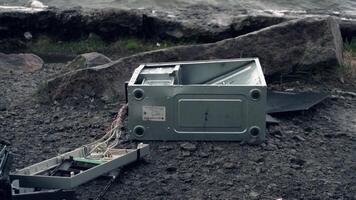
left=10, top=143, right=149, bottom=189
left=127, top=58, right=267, bottom=143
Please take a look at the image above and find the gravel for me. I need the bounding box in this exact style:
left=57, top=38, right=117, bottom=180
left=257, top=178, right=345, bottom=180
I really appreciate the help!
left=1, top=60, right=356, bottom=200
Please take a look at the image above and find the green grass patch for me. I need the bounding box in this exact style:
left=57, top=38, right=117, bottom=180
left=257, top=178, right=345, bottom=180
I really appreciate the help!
left=27, top=35, right=107, bottom=55
left=26, top=34, right=190, bottom=58
left=109, top=37, right=185, bottom=55
left=340, top=38, right=356, bottom=80
left=344, top=38, right=356, bottom=56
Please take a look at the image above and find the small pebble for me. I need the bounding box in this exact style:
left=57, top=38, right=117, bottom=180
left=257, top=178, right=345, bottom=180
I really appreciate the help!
left=180, top=142, right=197, bottom=152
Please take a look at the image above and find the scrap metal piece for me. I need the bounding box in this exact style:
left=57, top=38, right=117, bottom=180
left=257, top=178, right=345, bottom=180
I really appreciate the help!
left=10, top=144, right=149, bottom=189
left=1, top=147, right=76, bottom=200
left=13, top=189, right=77, bottom=200
left=0, top=146, right=12, bottom=200
left=94, top=169, right=120, bottom=200
left=0, top=146, right=12, bottom=178
left=267, top=90, right=328, bottom=114
left=128, top=58, right=267, bottom=143
left=266, top=114, right=280, bottom=124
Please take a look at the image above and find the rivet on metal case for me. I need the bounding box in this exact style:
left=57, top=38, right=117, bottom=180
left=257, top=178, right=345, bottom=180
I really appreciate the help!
left=133, top=125, right=145, bottom=137
left=249, top=126, right=261, bottom=137
left=133, top=88, right=144, bottom=100
left=250, top=89, right=261, bottom=101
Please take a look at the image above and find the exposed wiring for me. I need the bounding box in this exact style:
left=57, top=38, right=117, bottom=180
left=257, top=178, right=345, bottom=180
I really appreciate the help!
left=84, top=104, right=128, bottom=160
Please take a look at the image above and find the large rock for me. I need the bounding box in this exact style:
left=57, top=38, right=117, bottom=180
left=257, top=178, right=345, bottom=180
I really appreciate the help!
left=45, top=17, right=343, bottom=101
left=0, top=53, right=43, bottom=73
left=231, top=15, right=288, bottom=36
left=141, top=11, right=287, bottom=42
left=0, top=7, right=286, bottom=43
left=0, top=6, right=354, bottom=45
left=64, top=52, right=112, bottom=71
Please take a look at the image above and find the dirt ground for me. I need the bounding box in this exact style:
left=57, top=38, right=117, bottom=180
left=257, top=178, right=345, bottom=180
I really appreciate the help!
left=1, top=59, right=356, bottom=200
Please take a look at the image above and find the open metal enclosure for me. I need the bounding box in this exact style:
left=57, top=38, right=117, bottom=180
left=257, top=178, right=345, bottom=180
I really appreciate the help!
left=10, top=144, right=149, bottom=189
left=127, top=58, right=267, bottom=143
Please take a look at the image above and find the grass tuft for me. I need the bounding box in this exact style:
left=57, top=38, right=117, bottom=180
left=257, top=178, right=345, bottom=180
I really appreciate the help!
left=344, top=38, right=356, bottom=56
left=28, top=35, right=107, bottom=55
left=26, top=34, right=189, bottom=58
left=342, top=38, right=356, bottom=79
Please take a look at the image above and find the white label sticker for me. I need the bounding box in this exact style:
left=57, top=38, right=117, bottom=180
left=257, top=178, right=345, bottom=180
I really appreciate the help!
left=143, top=106, right=166, bottom=121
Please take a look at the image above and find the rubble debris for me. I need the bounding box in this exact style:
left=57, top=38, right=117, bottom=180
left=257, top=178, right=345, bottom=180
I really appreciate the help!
left=332, top=89, right=356, bottom=98
left=324, top=132, right=349, bottom=139
left=270, top=130, right=283, bottom=138
left=166, top=166, right=177, bottom=173
left=223, top=162, right=235, bottom=169
left=180, top=173, right=193, bottom=183
left=290, top=157, right=306, bottom=169
left=0, top=101, right=7, bottom=111
left=0, top=138, right=11, bottom=146
left=249, top=191, right=260, bottom=199
left=199, top=152, right=209, bottom=158
left=181, top=151, right=191, bottom=157
left=292, top=135, right=306, bottom=142
left=180, top=143, right=197, bottom=152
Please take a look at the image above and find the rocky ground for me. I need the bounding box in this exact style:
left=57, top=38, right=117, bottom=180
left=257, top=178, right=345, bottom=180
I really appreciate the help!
left=0, top=5, right=356, bottom=200
left=0, top=54, right=356, bottom=200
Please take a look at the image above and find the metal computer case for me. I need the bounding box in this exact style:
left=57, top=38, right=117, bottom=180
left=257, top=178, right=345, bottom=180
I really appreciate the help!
left=127, top=58, right=267, bottom=143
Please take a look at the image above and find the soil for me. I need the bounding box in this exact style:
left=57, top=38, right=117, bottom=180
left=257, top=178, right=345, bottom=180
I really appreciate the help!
left=1, top=57, right=356, bottom=200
